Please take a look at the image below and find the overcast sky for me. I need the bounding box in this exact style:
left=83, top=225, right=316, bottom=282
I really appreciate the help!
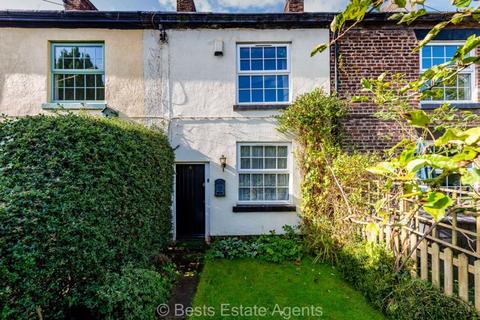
left=0, top=0, right=458, bottom=13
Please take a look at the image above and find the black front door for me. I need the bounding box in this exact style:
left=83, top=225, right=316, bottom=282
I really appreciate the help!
left=176, top=164, right=205, bottom=239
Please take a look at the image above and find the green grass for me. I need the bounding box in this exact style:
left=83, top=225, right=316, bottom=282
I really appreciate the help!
left=191, top=258, right=385, bottom=320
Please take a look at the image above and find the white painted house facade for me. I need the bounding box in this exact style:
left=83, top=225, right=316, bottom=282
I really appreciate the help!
left=0, top=0, right=332, bottom=239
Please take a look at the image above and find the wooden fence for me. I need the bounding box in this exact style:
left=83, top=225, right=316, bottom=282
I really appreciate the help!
left=361, top=184, right=480, bottom=309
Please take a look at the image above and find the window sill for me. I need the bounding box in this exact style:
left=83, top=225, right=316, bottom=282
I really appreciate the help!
left=233, top=104, right=290, bottom=111
left=420, top=102, right=480, bottom=110
left=42, top=102, right=106, bottom=110
left=233, top=204, right=296, bottom=213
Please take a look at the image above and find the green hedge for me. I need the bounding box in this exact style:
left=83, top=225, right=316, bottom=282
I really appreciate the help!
left=337, top=243, right=477, bottom=320
left=0, top=114, right=174, bottom=319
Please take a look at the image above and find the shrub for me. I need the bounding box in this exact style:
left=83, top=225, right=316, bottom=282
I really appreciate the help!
left=336, top=242, right=477, bottom=320
left=97, top=264, right=176, bottom=320
left=206, top=226, right=303, bottom=263
left=0, top=114, right=174, bottom=319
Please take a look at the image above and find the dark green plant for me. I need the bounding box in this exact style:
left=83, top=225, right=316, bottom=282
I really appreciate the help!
left=206, top=226, right=303, bottom=263
left=97, top=264, right=177, bottom=320
left=336, top=242, right=477, bottom=320
left=0, top=114, right=174, bottom=319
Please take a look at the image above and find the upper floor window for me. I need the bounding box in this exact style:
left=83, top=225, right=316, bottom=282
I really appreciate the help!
left=52, top=43, right=105, bottom=103
left=420, top=43, right=475, bottom=102
left=237, top=44, right=290, bottom=105
left=237, top=143, right=291, bottom=203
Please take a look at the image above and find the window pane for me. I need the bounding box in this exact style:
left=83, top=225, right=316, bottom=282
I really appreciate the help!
left=64, top=88, right=74, bottom=100
left=96, top=74, right=105, bottom=87
left=277, top=75, right=289, bottom=88
left=252, top=188, right=264, bottom=201
left=252, top=76, right=263, bottom=88
left=445, top=45, right=458, bottom=59
left=264, top=174, right=276, bottom=186
left=277, top=89, right=289, bottom=102
left=251, top=158, right=263, bottom=169
left=422, top=46, right=431, bottom=58
left=277, top=174, right=289, bottom=186
left=251, top=48, right=263, bottom=58
left=86, top=74, right=96, bottom=87
left=240, top=158, right=251, bottom=169
left=278, top=188, right=289, bottom=200
left=432, top=58, right=444, bottom=66
left=458, top=74, right=470, bottom=87
left=241, top=146, right=251, bottom=157
left=264, top=59, right=276, bottom=70
left=252, top=90, right=263, bottom=102
left=239, top=174, right=250, bottom=187
left=64, top=75, right=74, bottom=87
left=265, top=158, right=276, bottom=169
left=265, top=188, right=276, bottom=200
left=96, top=88, right=105, bottom=101
left=277, top=47, right=287, bottom=58
left=239, top=90, right=251, bottom=103
left=75, top=87, right=85, bottom=101
left=239, top=76, right=250, bottom=89
left=252, top=174, right=263, bottom=187
left=264, top=47, right=275, bottom=58
left=277, top=158, right=287, bottom=169
left=422, top=58, right=431, bottom=69
left=264, top=76, right=276, bottom=88
left=251, top=59, right=263, bottom=70
left=252, top=146, right=263, bottom=157
left=239, top=188, right=250, bottom=201
left=265, top=146, right=276, bottom=157
left=432, top=46, right=444, bottom=57
left=277, top=146, right=288, bottom=157
left=277, top=59, right=287, bottom=70
left=240, top=60, right=250, bottom=71
left=86, top=88, right=96, bottom=100
left=265, top=90, right=276, bottom=102
left=240, top=48, right=250, bottom=59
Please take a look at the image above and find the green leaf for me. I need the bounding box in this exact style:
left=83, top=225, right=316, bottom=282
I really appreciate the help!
left=311, top=43, right=328, bottom=57
left=453, top=0, right=472, bottom=8
left=406, top=159, right=428, bottom=173
left=399, top=145, right=415, bottom=166
left=405, top=110, right=430, bottom=128
left=398, top=9, right=427, bottom=25
left=461, top=168, right=480, bottom=187
left=367, top=162, right=396, bottom=175
left=464, top=127, right=480, bottom=145
left=422, top=192, right=453, bottom=221
left=435, top=128, right=467, bottom=146
left=423, top=154, right=457, bottom=170
left=394, top=0, right=407, bottom=7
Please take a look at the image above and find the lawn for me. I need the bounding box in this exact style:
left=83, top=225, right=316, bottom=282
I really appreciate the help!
left=190, top=258, right=385, bottom=320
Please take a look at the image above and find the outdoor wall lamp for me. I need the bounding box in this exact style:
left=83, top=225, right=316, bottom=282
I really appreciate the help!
left=220, top=155, right=227, bottom=171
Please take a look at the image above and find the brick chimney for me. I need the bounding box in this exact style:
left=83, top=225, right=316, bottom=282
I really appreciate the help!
left=63, top=0, right=97, bottom=10
left=284, top=0, right=304, bottom=13
left=177, top=0, right=196, bottom=12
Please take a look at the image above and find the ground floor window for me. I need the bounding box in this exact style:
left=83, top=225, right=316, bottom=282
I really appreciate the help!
left=237, top=143, right=291, bottom=203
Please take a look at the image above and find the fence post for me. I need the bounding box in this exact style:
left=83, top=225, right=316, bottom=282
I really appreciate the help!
left=444, top=248, right=453, bottom=297
left=431, top=243, right=440, bottom=288
left=458, top=253, right=469, bottom=302
left=410, top=232, right=417, bottom=278
left=420, top=240, right=428, bottom=281
left=475, top=260, right=480, bottom=311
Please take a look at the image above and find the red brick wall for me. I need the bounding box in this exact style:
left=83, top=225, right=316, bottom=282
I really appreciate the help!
left=63, top=0, right=96, bottom=10
left=284, top=0, right=304, bottom=13
left=177, top=0, right=196, bottom=12
left=332, top=26, right=420, bottom=151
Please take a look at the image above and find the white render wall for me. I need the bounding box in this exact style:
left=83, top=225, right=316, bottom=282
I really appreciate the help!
left=144, top=28, right=330, bottom=236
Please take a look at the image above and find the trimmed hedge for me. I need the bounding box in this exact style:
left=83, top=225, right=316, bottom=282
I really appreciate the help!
left=0, top=114, right=174, bottom=319
left=337, top=243, right=477, bottom=320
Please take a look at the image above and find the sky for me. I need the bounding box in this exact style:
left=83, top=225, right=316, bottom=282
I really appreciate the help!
left=0, top=0, right=459, bottom=13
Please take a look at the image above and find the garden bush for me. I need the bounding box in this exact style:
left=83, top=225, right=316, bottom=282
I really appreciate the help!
left=97, top=264, right=176, bottom=320
left=337, top=242, right=477, bottom=320
left=0, top=114, right=174, bottom=319
left=206, top=226, right=304, bottom=263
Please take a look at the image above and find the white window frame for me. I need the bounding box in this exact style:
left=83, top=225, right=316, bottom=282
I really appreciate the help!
left=419, top=41, right=476, bottom=105
left=237, top=142, right=293, bottom=205
left=236, top=43, right=292, bottom=105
